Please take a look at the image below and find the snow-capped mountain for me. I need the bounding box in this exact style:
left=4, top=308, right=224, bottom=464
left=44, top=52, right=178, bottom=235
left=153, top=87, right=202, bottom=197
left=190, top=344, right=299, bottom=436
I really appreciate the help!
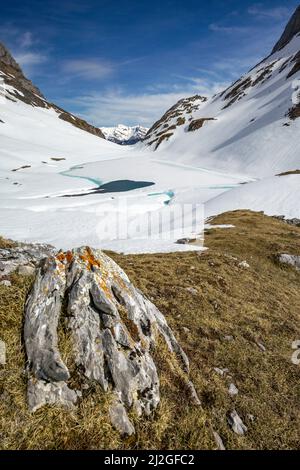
left=145, top=6, right=300, bottom=178
left=101, top=124, right=149, bottom=145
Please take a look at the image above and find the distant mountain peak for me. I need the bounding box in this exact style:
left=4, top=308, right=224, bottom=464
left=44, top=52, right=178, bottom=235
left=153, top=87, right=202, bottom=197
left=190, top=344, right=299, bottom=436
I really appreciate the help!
left=272, top=5, right=300, bottom=53
left=101, top=124, right=149, bottom=145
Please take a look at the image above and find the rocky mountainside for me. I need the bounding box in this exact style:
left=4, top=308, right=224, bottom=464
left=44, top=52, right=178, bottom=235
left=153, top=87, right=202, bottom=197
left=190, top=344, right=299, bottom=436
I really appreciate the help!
left=144, top=95, right=207, bottom=149
left=272, top=5, right=300, bottom=53
left=144, top=6, right=300, bottom=177
left=0, top=43, right=104, bottom=139
left=101, top=124, right=149, bottom=145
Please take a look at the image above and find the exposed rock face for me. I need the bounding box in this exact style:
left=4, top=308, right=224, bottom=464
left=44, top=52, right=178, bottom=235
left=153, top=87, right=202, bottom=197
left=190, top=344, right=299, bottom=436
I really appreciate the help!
left=24, top=247, right=193, bottom=435
left=188, top=118, right=215, bottom=132
left=272, top=6, right=300, bottom=53
left=0, top=243, right=55, bottom=279
left=277, top=254, right=300, bottom=271
left=144, top=95, right=207, bottom=149
left=227, top=410, right=247, bottom=436
left=0, top=42, right=42, bottom=96
left=0, top=42, right=105, bottom=139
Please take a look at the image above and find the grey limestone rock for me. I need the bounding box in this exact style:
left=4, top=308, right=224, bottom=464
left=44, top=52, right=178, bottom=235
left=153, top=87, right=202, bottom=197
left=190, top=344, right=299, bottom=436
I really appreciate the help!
left=24, top=247, right=192, bottom=435
left=277, top=254, right=300, bottom=271
left=227, top=410, right=247, bottom=436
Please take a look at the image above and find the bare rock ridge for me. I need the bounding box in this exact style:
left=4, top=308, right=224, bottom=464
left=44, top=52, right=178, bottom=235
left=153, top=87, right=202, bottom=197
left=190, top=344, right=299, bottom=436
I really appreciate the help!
left=0, top=42, right=105, bottom=139
left=24, top=247, right=195, bottom=435
left=144, top=95, right=207, bottom=149
left=272, top=5, right=300, bottom=53
left=0, top=42, right=43, bottom=97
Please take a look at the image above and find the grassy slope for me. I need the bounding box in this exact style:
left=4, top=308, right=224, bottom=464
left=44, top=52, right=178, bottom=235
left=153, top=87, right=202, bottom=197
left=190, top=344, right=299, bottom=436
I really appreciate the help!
left=0, top=211, right=300, bottom=449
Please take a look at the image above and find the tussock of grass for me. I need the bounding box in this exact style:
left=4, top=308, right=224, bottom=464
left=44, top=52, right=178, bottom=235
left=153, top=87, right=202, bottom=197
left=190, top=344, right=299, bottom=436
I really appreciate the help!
left=1, top=210, right=300, bottom=449
left=0, top=236, right=17, bottom=249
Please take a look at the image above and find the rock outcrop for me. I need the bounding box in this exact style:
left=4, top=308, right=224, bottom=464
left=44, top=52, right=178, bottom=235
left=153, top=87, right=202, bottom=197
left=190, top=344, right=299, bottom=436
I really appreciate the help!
left=277, top=254, right=300, bottom=271
left=272, top=6, right=300, bottom=53
left=24, top=247, right=194, bottom=435
left=0, top=243, right=55, bottom=279
left=144, top=95, right=207, bottom=149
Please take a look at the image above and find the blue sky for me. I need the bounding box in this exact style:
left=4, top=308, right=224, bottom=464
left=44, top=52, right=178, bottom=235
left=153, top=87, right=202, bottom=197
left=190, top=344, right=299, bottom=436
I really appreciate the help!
left=0, top=0, right=298, bottom=126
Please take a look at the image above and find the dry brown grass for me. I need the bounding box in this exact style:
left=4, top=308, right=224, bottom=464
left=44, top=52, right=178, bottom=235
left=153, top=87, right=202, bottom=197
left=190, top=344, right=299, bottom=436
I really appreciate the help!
left=0, top=236, right=17, bottom=249
left=1, top=210, right=300, bottom=449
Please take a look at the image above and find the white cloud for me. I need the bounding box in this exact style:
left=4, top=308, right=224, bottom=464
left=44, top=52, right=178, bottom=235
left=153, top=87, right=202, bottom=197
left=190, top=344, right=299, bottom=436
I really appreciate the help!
left=62, top=59, right=114, bottom=80
left=247, top=5, right=291, bottom=20
left=14, top=52, right=47, bottom=67
left=209, top=23, right=251, bottom=34
left=19, top=31, right=34, bottom=48
left=64, top=76, right=228, bottom=127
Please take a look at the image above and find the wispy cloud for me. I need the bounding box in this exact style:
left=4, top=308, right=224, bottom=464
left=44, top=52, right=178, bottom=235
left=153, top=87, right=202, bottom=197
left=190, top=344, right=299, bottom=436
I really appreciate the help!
left=67, top=90, right=189, bottom=126
left=18, top=31, right=34, bottom=48
left=247, top=4, right=291, bottom=20
left=209, top=23, right=251, bottom=34
left=14, top=51, right=47, bottom=67
left=62, top=59, right=114, bottom=80
left=63, top=73, right=229, bottom=127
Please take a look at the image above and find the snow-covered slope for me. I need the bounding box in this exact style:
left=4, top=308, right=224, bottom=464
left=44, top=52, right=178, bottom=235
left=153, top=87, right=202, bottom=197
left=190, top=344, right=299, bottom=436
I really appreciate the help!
left=101, top=124, right=149, bottom=145
left=206, top=173, right=300, bottom=220
left=0, top=42, right=236, bottom=252
left=145, top=7, right=300, bottom=178
left=1, top=8, right=300, bottom=253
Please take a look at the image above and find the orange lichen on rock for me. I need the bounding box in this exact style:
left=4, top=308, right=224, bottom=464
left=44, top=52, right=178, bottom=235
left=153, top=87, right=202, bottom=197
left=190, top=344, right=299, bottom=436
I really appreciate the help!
left=56, top=251, right=73, bottom=264
left=79, top=247, right=102, bottom=271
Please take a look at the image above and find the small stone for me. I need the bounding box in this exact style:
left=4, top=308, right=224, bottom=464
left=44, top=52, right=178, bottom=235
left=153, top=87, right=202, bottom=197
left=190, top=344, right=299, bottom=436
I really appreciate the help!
left=176, top=237, right=196, bottom=245
left=0, top=280, right=11, bottom=287
left=214, top=367, right=228, bottom=376
left=185, top=287, right=198, bottom=295
left=224, top=335, right=234, bottom=341
left=256, top=342, right=266, bottom=352
left=212, top=430, right=226, bottom=450
left=277, top=254, right=300, bottom=271
left=247, top=414, right=255, bottom=422
left=227, top=410, right=247, bottom=436
left=238, top=261, right=250, bottom=269
left=0, top=340, right=6, bottom=365
left=17, top=265, right=36, bottom=276
left=109, top=398, right=135, bottom=436
left=186, top=381, right=201, bottom=406
left=182, top=327, right=190, bottom=333
left=228, top=383, right=239, bottom=396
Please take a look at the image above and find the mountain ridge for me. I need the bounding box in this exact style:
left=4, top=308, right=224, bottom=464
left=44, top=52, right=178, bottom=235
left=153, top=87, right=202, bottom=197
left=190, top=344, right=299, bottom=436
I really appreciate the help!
left=0, top=42, right=105, bottom=139
left=272, top=5, right=300, bottom=53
